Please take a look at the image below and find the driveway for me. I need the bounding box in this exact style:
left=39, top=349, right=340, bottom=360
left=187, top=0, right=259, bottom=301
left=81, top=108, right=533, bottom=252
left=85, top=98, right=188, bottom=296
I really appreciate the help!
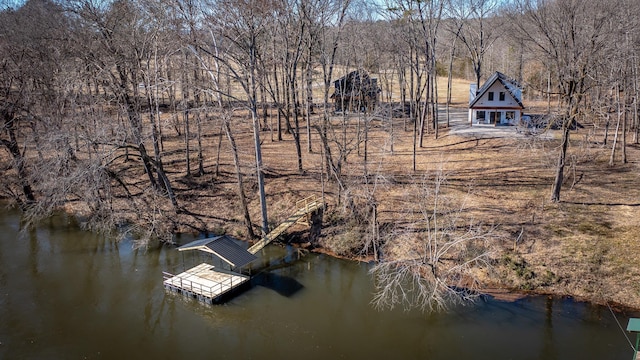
left=440, top=106, right=553, bottom=139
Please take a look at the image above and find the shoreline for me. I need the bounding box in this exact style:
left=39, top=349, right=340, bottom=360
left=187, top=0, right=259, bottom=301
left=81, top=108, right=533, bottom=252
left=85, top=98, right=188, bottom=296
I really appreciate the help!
left=4, top=199, right=639, bottom=314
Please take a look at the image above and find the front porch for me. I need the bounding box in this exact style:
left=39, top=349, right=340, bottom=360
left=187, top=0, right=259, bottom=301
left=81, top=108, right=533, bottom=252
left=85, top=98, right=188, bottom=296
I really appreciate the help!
left=469, top=109, right=521, bottom=126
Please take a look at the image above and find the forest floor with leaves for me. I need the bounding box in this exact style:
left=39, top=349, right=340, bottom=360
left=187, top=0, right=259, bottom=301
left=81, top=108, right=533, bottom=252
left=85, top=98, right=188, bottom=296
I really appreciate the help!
left=7, top=105, right=640, bottom=310
left=137, top=107, right=640, bottom=310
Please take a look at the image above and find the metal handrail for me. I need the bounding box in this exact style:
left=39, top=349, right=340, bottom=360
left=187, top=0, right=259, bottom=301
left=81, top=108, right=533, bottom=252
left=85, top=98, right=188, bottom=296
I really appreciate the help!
left=163, top=271, right=243, bottom=298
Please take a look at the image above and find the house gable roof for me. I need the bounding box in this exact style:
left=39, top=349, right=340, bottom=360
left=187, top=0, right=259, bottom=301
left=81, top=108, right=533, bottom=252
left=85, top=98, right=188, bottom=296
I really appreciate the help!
left=470, top=72, right=524, bottom=109
left=177, top=235, right=257, bottom=268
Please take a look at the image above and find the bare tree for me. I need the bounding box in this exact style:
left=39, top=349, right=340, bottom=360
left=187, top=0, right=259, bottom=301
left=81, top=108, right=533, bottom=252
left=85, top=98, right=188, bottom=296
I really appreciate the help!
left=198, top=0, right=274, bottom=235
left=508, top=0, right=616, bottom=202
left=69, top=0, right=179, bottom=208
left=222, top=111, right=256, bottom=239
left=277, top=0, right=307, bottom=173
left=382, top=0, right=443, bottom=169
left=443, top=0, right=472, bottom=127
left=451, top=0, right=503, bottom=90
left=370, top=169, right=493, bottom=312
left=0, top=0, right=64, bottom=206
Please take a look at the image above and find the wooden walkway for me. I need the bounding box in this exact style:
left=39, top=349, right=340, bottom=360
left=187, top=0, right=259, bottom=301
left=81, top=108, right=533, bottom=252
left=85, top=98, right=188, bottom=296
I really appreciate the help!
left=162, top=196, right=322, bottom=304
left=163, top=263, right=250, bottom=304
left=248, top=195, right=324, bottom=254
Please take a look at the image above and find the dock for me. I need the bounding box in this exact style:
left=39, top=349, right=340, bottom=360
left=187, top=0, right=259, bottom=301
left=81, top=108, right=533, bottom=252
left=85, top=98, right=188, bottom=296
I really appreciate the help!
left=162, top=196, right=323, bottom=305
left=248, top=195, right=324, bottom=254
left=163, top=263, right=250, bottom=304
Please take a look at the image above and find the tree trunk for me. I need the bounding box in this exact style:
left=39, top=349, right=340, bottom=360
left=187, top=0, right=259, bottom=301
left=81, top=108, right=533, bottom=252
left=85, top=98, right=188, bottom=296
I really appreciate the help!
left=433, top=53, right=439, bottom=139
left=272, top=38, right=283, bottom=141
left=182, top=52, right=191, bottom=177
left=363, top=115, right=369, bottom=179
left=551, top=114, right=573, bottom=202
left=146, top=75, right=178, bottom=209
left=413, top=105, right=418, bottom=172
left=224, top=120, right=256, bottom=239
left=446, top=35, right=457, bottom=128
left=249, top=43, right=269, bottom=236
left=610, top=85, right=622, bottom=166
left=634, top=56, right=639, bottom=144
left=419, top=71, right=429, bottom=147
left=399, top=63, right=407, bottom=132
left=622, top=112, right=628, bottom=164
left=214, top=120, right=224, bottom=178
left=183, top=108, right=191, bottom=177
left=305, top=50, right=313, bottom=153
left=603, top=114, right=609, bottom=145
left=193, top=65, right=205, bottom=177
left=1, top=114, right=36, bottom=205
left=290, top=70, right=303, bottom=173
left=609, top=107, right=621, bottom=166
left=146, top=120, right=178, bottom=209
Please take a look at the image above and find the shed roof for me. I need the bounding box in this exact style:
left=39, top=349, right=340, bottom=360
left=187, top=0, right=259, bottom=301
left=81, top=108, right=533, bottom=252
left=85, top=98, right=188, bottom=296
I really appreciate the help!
left=332, top=69, right=380, bottom=97
left=177, top=235, right=257, bottom=268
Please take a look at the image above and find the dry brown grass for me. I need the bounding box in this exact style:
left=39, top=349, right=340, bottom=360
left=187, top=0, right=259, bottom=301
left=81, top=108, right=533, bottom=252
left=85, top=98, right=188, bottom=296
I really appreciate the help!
left=126, top=105, right=640, bottom=307
left=216, top=111, right=640, bottom=308
left=374, top=73, right=472, bottom=105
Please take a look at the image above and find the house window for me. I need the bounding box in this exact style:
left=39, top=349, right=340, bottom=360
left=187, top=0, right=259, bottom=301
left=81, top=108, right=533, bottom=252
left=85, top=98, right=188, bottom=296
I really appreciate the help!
left=488, top=92, right=494, bottom=101
left=506, top=111, right=515, bottom=120
left=477, top=111, right=486, bottom=123
left=499, top=92, right=505, bottom=101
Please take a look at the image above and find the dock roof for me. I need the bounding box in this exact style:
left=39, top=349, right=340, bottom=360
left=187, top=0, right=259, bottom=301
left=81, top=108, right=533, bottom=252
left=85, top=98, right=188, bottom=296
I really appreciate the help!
left=177, top=235, right=257, bottom=268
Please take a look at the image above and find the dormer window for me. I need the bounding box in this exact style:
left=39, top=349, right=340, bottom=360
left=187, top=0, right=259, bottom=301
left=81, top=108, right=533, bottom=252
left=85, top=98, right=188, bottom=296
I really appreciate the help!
left=488, top=92, right=494, bottom=101
left=499, top=92, right=505, bottom=101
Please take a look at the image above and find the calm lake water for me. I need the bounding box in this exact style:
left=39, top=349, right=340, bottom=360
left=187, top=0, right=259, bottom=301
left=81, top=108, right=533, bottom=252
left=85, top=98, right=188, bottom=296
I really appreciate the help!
left=0, top=207, right=636, bottom=360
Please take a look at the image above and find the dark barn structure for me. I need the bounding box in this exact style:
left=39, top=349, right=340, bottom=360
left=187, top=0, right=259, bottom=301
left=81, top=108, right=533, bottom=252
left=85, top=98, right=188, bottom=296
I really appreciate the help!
left=331, top=70, right=381, bottom=113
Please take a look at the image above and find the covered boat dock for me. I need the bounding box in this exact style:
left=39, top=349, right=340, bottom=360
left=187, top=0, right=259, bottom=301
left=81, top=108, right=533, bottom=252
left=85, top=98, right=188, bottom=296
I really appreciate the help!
left=163, top=235, right=256, bottom=304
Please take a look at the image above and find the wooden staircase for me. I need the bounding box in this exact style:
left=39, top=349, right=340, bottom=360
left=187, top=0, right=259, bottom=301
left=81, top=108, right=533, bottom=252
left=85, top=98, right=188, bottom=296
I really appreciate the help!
left=248, top=195, right=324, bottom=254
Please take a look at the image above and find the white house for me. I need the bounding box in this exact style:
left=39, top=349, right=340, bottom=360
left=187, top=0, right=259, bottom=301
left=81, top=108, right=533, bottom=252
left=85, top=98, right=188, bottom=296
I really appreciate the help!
left=469, top=72, right=524, bottom=126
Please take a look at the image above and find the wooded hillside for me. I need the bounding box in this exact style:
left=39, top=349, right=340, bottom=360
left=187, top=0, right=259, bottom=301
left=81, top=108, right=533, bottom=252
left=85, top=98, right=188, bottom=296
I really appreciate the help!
left=2, top=0, right=640, bottom=310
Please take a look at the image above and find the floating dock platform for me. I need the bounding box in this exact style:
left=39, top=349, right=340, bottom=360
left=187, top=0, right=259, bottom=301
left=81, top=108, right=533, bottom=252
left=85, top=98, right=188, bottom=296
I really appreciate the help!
left=163, top=263, right=250, bottom=304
